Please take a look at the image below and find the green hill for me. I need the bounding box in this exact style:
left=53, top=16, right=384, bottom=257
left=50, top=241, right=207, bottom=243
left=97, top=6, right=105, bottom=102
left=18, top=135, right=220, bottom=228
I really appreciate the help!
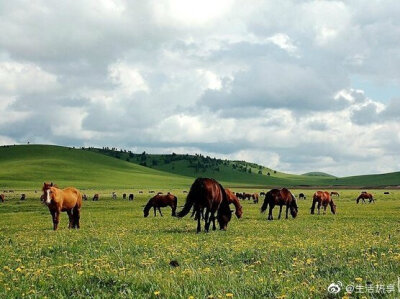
left=0, top=145, right=192, bottom=189
left=302, top=172, right=336, bottom=177
left=0, top=145, right=399, bottom=189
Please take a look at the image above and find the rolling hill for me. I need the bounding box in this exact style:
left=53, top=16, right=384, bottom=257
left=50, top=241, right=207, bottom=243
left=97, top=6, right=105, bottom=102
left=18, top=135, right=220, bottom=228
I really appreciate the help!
left=0, top=144, right=399, bottom=189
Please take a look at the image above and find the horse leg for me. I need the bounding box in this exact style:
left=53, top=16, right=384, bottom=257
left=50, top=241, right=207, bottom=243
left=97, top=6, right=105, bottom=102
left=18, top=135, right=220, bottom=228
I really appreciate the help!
left=73, top=207, right=80, bottom=229
left=158, top=207, right=163, bottom=217
left=67, top=209, right=73, bottom=229
left=53, top=209, right=60, bottom=231
left=317, top=202, right=321, bottom=215
left=196, top=209, right=201, bottom=233
left=278, top=205, right=282, bottom=219
left=153, top=206, right=157, bottom=216
left=211, top=212, right=216, bottom=230
left=323, top=205, right=327, bottom=214
left=268, top=206, right=273, bottom=220
left=204, top=209, right=211, bottom=232
left=285, top=204, right=289, bottom=219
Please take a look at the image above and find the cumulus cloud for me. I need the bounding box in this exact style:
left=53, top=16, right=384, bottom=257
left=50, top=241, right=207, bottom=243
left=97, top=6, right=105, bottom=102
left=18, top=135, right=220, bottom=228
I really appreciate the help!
left=0, top=0, right=400, bottom=176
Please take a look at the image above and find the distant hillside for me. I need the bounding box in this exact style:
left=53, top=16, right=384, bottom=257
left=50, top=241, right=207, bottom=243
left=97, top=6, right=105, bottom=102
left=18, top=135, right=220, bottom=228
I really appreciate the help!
left=302, top=172, right=336, bottom=178
left=0, top=145, right=399, bottom=189
left=0, top=145, right=192, bottom=189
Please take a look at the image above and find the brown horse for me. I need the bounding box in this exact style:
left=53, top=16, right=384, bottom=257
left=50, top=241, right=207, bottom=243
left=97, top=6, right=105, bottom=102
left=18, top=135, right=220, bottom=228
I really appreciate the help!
left=330, top=191, right=340, bottom=197
left=235, top=192, right=244, bottom=200
left=261, top=188, right=298, bottom=220
left=143, top=193, right=177, bottom=217
left=177, top=178, right=232, bottom=233
left=356, top=192, right=374, bottom=204
left=0, top=194, right=4, bottom=202
left=311, top=191, right=336, bottom=214
left=92, top=194, right=99, bottom=201
left=252, top=193, right=259, bottom=204
left=42, top=182, right=82, bottom=230
left=225, top=189, right=243, bottom=218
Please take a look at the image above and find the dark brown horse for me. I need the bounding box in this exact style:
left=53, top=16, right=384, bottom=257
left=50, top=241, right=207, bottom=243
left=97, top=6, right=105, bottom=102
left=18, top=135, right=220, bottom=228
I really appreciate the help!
left=42, top=182, right=82, bottom=230
left=243, top=193, right=252, bottom=200
left=0, top=194, right=4, bottom=202
left=235, top=192, right=244, bottom=200
left=92, top=194, right=99, bottom=201
left=261, top=188, right=298, bottom=220
left=143, top=193, right=177, bottom=217
left=330, top=191, right=340, bottom=197
left=356, top=192, right=374, bottom=204
left=177, top=178, right=232, bottom=233
left=311, top=191, right=336, bottom=214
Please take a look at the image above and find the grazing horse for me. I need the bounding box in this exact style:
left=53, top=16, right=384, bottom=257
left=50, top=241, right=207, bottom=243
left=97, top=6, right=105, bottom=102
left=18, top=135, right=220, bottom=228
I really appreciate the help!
left=330, top=191, right=340, bottom=197
left=177, top=178, right=232, bottom=233
left=225, top=189, right=243, bottom=218
left=356, top=192, right=374, bottom=204
left=261, top=188, right=298, bottom=220
left=252, top=193, right=259, bottom=204
left=260, top=191, right=266, bottom=196
left=298, top=193, right=306, bottom=200
left=311, top=191, right=336, bottom=214
left=122, top=193, right=127, bottom=199
left=112, top=192, right=117, bottom=200
left=129, top=193, right=134, bottom=201
left=0, top=194, right=4, bottom=202
left=20, top=194, right=26, bottom=200
left=243, top=193, right=252, bottom=200
left=92, top=194, right=99, bottom=201
left=384, top=192, right=390, bottom=195
left=82, top=194, right=88, bottom=201
left=42, top=182, right=82, bottom=230
left=235, top=192, right=244, bottom=200
left=143, top=193, right=177, bottom=217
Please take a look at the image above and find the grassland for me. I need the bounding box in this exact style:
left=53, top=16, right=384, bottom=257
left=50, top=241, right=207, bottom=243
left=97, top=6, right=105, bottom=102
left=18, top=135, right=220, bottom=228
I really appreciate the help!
left=0, top=189, right=399, bottom=298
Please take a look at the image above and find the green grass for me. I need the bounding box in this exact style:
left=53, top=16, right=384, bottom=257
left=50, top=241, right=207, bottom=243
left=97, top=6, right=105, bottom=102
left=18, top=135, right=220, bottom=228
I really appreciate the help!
left=0, top=189, right=399, bottom=298
left=1, top=145, right=399, bottom=189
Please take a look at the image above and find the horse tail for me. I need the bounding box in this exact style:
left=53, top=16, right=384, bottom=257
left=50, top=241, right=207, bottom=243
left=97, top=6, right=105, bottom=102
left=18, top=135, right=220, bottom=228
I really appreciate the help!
left=261, top=192, right=270, bottom=213
left=310, top=195, right=317, bottom=214
left=177, top=178, right=203, bottom=218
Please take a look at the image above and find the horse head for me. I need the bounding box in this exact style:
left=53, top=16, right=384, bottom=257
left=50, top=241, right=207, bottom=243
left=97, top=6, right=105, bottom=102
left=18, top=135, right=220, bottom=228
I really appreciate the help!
left=42, top=182, right=56, bottom=205
left=143, top=198, right=154, bottom=217
left=217, top=207, right=232, bottom=231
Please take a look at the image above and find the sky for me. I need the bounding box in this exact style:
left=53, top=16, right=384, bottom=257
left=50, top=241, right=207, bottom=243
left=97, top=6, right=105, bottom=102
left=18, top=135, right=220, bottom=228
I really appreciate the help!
left=0, top=0, right=399, bottom=177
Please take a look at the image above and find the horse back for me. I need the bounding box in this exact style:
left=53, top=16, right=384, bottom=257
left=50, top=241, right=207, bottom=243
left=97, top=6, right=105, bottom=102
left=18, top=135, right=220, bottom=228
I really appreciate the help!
left=60, top=187, right=82, bottom=209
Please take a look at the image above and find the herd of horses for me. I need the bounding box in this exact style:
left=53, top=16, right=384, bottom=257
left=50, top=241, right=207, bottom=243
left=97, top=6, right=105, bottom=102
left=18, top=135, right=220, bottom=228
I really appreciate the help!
left=1, top=180, right=377, bottom=232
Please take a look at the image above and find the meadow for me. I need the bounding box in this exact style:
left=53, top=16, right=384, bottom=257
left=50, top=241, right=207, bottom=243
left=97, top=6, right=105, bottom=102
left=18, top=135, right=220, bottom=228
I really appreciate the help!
left=0, top=189, right=399, bottom=298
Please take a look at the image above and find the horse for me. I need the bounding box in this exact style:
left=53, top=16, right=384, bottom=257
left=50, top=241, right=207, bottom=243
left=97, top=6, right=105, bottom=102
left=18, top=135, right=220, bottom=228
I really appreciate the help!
left=225, top=189, right=243, bottom=218
left=252, top=193, right=259, bottom=204
left=143, top=193, right=177, bottom=217
left=112, top=192, right=117, bottom=200
left=261, top=188, right=298, bottom=220
left=177, top=178, right=232, bottom=233
left=42, top=182, right=82, bottom=230
left=298, top=193, right=306, bottom=200
left=235, top=192, right=244, bottom=200
left=330, top=191, right=340, bottom=197
left=191, top=188, right=243, bottom=220
left=82, top=194, right=88, bottom=201
left=122, top=193, right=127, bottom=199
left=0, top=194, right=4, bottom=202
left=92, top=194, right=99, bottom=201
left=311, top=191, right=336, bottom=214
left=20, top=194, right=26, bottom=200
left=129, top=194, right=134, bottom=201
left=356, top=192, right=374, bottom=204
left=243, top=193, right=252, bottom=200
left=384, top=192, right=390, bottom=195
left=260, top=191, right=266, bottom=196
